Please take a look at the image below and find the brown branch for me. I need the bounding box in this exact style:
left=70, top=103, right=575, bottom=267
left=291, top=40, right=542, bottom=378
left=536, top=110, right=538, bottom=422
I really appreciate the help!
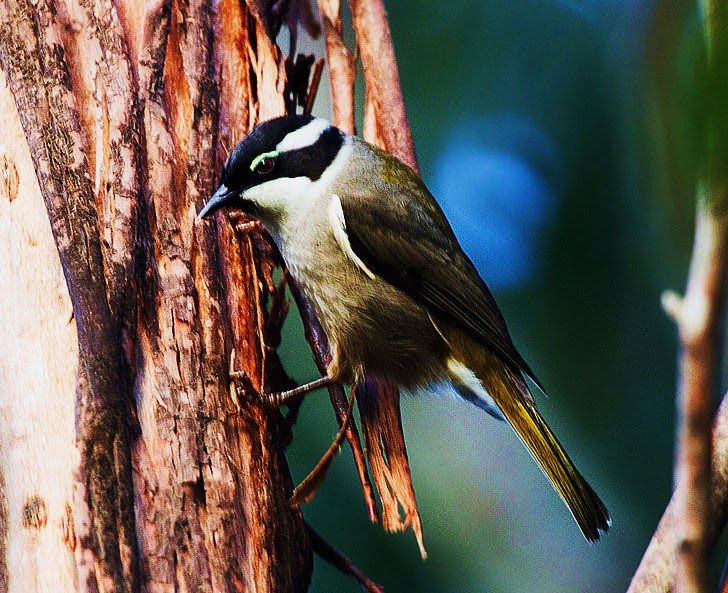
left=304, top=57, right=325, bottom=115
left=349, top=0, right=418, bottom=172
left=316, top=0, right=356, bottom=133
left=308, top=524, right=385, bottom=593
left=628, top=388, right=728, bottom=593
left=289, top=388, right=356, bottom=506
left=644, top=0, right=728, bottom=588
left=667, top=198, right=727, bottom=593
left=630, top=0, right=728, bottom=589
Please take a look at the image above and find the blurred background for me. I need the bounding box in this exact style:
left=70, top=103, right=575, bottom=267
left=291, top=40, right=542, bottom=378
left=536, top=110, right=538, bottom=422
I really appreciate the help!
left=277, top=1, right=726, bottom=590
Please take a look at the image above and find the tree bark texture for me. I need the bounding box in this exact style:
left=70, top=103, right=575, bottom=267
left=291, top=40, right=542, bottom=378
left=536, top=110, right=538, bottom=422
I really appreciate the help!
left=0, top=0, right=313, bottom=591
left=627, top=388, right=728, bottom=593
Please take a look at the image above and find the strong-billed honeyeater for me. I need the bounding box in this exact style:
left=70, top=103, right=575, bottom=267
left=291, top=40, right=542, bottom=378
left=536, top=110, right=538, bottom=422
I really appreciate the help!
left=197, top=115, right=610, bottom=541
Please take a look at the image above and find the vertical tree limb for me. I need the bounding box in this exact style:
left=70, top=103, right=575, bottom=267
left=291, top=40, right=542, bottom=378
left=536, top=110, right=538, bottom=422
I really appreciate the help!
left=0, top=74, right=82, bottom=593
left=628, top=390, right=728, bottom=593
left=0, top=0, right=314, bottom=589
left=0, top=0, right=140, bottom=588
left=349, top=0, right=418, bottom=172
left=662, top=201, right=727, bottom=593
left=316, top=0, right=355, bottom=133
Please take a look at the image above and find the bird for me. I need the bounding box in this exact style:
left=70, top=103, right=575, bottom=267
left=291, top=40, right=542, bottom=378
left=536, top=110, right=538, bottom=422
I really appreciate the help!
left=197, top=114, right=610, bottom=541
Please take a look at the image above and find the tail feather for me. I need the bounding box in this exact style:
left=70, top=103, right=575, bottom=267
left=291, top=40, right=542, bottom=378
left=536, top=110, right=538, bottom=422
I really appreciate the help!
left=492, top=366, right=610, bottom=541
left=447, top=340, right=610, bottom=541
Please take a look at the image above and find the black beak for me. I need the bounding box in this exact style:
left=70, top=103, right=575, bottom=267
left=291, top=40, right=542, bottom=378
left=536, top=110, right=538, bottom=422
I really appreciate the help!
left=197, top=184, right=235, bottom=221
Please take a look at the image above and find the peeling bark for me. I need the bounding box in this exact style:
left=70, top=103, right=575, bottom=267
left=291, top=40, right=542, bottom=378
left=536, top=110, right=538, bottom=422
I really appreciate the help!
left=0, top=0, right=312, bottom=590
left=316, top=0, right=355, bottom=134
left=349, top=0, right=418, bottom=173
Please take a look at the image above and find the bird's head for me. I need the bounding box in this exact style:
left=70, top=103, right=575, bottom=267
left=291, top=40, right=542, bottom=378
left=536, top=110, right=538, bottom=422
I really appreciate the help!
left=197, top=115, right=345, bottom=224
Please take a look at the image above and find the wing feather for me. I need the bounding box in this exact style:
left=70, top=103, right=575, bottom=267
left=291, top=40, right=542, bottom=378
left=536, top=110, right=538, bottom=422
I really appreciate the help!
left=336, top=147, right=544, bottom=391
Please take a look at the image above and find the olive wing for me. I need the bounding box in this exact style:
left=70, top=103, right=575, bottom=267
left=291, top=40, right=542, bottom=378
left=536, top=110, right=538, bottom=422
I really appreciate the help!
left=337, top=182, right=544, bottom=392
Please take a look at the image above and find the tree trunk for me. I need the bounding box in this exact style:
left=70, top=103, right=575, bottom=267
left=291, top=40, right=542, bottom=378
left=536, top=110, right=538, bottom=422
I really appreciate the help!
left=0, top=0, right=312, bottom=590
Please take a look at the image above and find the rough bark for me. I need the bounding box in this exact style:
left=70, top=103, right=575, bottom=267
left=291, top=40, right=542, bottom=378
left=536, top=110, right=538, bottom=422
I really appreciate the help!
left=627, top=389, right=728, bottom=593
left=316, top=0, right=355, bottom=134
left=349, top=0, right=418, bottom=173
left=0, top=0, right=312, bottom=591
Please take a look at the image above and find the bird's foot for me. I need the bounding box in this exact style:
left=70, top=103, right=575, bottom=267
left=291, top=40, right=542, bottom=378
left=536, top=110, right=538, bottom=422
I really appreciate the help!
left=229, top=349, right=335, bottom=408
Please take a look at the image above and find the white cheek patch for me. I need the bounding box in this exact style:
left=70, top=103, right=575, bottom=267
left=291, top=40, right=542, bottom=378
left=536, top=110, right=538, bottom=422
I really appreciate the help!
left=328, top=195, right=376, bottom=281
left=277, top=118, right=331, bottom=152
left=242, top=176, right=312, bottom=212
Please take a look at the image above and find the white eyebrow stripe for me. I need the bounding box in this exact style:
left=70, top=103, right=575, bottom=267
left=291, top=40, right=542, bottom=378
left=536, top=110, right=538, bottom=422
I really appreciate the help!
left=276, top=118, right=331, bottom=152
left=328, top=194, right=376, bottom=281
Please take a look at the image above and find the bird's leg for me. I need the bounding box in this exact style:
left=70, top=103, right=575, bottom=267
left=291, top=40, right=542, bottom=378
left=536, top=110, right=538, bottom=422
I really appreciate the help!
left=229, top=349, right=335, bottom=408
left=263, top=375, right=335, bottom=408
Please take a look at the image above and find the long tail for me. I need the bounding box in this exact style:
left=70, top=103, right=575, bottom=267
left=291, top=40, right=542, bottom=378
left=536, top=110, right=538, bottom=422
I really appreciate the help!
left=447, top=335, right=610, bottom=541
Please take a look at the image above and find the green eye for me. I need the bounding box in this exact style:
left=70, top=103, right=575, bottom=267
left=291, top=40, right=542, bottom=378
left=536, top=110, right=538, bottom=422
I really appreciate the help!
left=251, top=150, right=279, bottom=174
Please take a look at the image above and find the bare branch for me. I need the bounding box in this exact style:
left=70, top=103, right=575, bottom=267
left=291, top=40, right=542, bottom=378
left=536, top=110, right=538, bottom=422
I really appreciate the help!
left=349, top=0, right=418, bottom=173
left=308, top=524, right=385, bottom=593
left=673, top=198, right=727, bottom=593
left=628, top=387, right=728, bottom=593
left=632, top=0, right=728, bottom=588
left=316, top=0, right=356, bottom=133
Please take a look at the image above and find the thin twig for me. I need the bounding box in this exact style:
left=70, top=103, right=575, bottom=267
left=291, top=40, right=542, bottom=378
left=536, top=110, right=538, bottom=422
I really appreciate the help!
left=316, top=0, right=356, bottom=133
left=349, top=0, right=418, bottom=172
left=307, top=523, right=385, bottom=593
left=304, top=58, right=325, bottom=115
left=290, top=388, right=356, bottom=505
